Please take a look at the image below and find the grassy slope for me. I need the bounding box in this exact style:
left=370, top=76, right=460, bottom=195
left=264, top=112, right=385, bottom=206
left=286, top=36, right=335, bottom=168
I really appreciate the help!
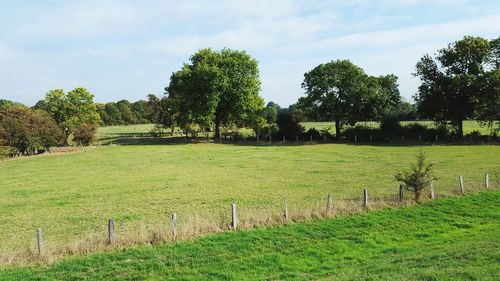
left=1, top=191, right=499, bottom=280
left=0, top=144, right=498, bottom=253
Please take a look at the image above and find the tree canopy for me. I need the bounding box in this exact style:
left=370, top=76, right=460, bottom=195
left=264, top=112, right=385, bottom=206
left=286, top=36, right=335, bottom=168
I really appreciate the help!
left=413, top=36, right=499, bottom=136
left=166, top=48, right=264, bottom=138
left=300, top=59, right=401, bottom=140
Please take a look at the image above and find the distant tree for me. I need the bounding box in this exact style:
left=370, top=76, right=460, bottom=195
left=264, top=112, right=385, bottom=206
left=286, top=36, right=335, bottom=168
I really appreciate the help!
left=146, top=94, right=161, bottom=123
left=44, top=88, right=100, bottom=143
left=414, top=36, right=498, bottom=137
left=103, top=102, right=123, bottom=125
left=0, top=107, right=63, bottom=155
left=395, top=151, right=437, bottom=202
left=132, top=100, right=149, bottom=123
left=276, top=109, right=304, bottom=139
left=166, top=48, right=263, bottom=138
left=116, top=100, right=137, bottom=124
left=263, top=102, right=280, bottom=124
left=300, top=59, right=400, bottom=140
left=0, top=99, right=25, bottom=110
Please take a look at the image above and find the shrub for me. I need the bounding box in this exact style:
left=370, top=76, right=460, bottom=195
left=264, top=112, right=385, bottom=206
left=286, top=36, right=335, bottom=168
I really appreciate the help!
left=343, top=125, right=381, bottom=142
left=73, top=124, right=97, bottom=146
left=395, top=151, right=437, bottom=202
left=304, top=128, right=320, bottom=140
left=380, top=115, right=403, bottom=138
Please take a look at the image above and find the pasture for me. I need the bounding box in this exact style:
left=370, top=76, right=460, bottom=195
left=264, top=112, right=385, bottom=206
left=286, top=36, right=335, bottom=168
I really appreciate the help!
left=1, top=191, right=498, bottom=280
left=0, top=140, right=498, bottom=261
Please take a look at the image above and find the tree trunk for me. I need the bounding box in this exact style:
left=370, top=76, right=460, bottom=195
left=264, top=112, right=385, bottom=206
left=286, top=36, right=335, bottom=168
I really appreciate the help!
left=214, top=121, right=221, bottom=140
left=457, top=120, right=464, bottom=139
left=335, top=120, right=341, bottom=141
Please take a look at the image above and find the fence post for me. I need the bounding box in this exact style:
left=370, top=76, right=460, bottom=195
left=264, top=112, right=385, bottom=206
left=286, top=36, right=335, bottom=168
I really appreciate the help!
left=418, top=135, right=421, bottom=142
left=399, top=184, right=404, bottom=202
left=231, top=203, right=237, bottom=229
left=310, top=135, right=313, bottom=142
left=435, top=135, right=438, bottom=142
left=36, top=228, right=43, bottom=255
left=108, top=218, right=115, bottom=244
left=401, top=135, right=404, bottom=142
left=256, top=134, right=259, bottom=143
left=369, top=135, right=373, bottom=144
left=324, top=135, right=327, bottom=141
left=172, top=213, right=177, bottom=240
left=284, top=200, right=289, bottom=220
left=354, top=135, right=357, bottom=143
left=363, top=189, right=368, bottom=207
left=459, top=175, right=464, bottom=194
left=327, top=193, right=333, bottom=211
left=485, top=173, right=489, bottom=188
left=296, top=135, right=299, bottom=143
left=283, top=136, right=285, bottom=143
left=430, top=180, right=435, bottom=199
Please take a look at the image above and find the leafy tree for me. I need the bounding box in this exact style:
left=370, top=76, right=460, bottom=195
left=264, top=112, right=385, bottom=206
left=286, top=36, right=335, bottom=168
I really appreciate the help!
left=300, top=59, right=400, bottom=140
left=0, top=107, right=63, bottom=155
left=414, top=36, right=498, bottom=137
left=132, top=100, right=149, bottom=123
left=276, top=109, right=304, bottom=139
left=44, top=87, right=100, bottom=143
left=263, top=102, right=280, bottom=124
left=0, top=99, right=25, bottom=110
left=116, top=100, right=138, bottom=124
left=166, top=48, right=263, bottom=138
left=395, top=151, right=437, bottom=202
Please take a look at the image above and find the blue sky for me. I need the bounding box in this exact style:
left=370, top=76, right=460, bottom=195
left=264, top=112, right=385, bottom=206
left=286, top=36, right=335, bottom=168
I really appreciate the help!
left=0, top=0, right=499, bottom=107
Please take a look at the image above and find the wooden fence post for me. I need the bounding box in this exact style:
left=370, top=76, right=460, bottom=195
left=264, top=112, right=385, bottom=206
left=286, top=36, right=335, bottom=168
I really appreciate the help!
left=369, top=135, right=373, bottom=143
left=485, top=173, right=489, bottom=188
left=36, top=228, right=43, bottom=255
left=363, top=189, right=368, bottom=207
left=418, top=135, right=421, bottom=142
left=283, top=136, right=285, bottom=143
left=459, top=175, right=464, bottom=194
left=324, top=135, right=327, bottom=141
left=257, top=134, right=259, bottom=143
left=172, top=213, right=177, bottom=240
left=354, top=135, right=357, bottom=143
left=435, top=135, right=438, bottom=142
left=108, top=218, right=115, bottom=244
left=231, top=203, right=237, bottom=229
left=399, top=184, right=404, bottom=202
left=401, top=135, right=404, bottom=142
left=310, top=135, right=313, bottom=142
left=430, top=180, right=435, bottom=199
left=327, top=193, right=332, bottom=211
left=296, top=135, right=299, bottom=143
left=284, top=200, right=289, bottom=220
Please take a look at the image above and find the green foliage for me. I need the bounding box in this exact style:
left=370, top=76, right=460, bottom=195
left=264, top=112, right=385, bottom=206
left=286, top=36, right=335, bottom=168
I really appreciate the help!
left=0, top=107, right=63, bottom=154
left=0, top=99, right=25, bottom=110
left=300, top=59, right=401, bottom=140
left=44, top=88, right=100, bottom=142
left=414, top=36, right=499, bottom=137
left=166, top=48, right=264, bottom=138
left=395, top=151, right=437, bottom=202
left=1, top=191, right=498, bottom=280
left=276, top=109, right=304, bottom=139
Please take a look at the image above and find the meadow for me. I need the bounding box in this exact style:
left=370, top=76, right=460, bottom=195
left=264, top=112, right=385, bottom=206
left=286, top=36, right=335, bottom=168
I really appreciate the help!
left=0, top=137, right=498, bottom=262
left=1, top=191, right=498, bottom=280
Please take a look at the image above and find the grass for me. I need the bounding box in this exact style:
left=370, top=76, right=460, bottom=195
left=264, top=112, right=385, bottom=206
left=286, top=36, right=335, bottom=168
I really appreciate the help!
left=0, top=142, right=498, bottom=261
left=1, top=190, right=498, bottom=280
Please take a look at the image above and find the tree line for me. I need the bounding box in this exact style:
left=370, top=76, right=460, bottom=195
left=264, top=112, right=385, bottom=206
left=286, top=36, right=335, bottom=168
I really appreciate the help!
left=1, top=35, right=498, bottom=156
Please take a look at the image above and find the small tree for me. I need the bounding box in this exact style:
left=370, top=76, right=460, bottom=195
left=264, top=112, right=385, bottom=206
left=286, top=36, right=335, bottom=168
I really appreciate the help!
left=395, top=151, right=436, bottom=202
left=72, top=124, right=97, bottom=146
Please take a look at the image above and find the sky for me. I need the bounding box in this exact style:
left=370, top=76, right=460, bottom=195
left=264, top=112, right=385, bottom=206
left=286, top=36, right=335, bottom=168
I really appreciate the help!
left=0, top=0, right=499, bottom=107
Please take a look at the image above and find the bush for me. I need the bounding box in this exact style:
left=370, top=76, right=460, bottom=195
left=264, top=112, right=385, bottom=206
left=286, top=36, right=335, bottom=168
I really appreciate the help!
left=304, top=128, right=320, bottom=140
left=343, top=125, right=381, bottom=142
left=395, top=151, right=437, bottom=202
left=380, top=116, right=403, bottom=137
left=73, top=124, right=97, bottom=146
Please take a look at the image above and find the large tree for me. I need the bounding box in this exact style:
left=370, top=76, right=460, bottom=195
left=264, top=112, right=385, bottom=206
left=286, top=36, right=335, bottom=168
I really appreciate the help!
left=166, top=48, right=263, bottom=138
left=300, top=59, right=400, bottom=140
left=44, top=87, right=100, bottom=143
left=414, top=36, right=498, bottom=137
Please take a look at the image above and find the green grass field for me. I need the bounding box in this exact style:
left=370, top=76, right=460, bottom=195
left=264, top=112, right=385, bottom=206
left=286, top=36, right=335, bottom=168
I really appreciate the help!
left=1, top=191, right=498, bottom=280
left=0, top=142, right=498, bottom=259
